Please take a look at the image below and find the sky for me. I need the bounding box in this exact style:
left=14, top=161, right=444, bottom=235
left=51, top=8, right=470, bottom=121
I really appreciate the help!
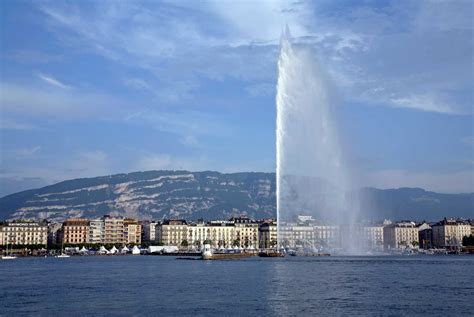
left=0, top=0, right=473, bottom=197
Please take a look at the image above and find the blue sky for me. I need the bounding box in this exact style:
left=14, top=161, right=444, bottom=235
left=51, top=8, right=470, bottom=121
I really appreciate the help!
left=0, top=0, right=473, bottom=196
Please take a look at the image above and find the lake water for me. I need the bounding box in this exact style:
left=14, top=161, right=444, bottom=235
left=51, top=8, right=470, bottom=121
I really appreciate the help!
left=1, top=255, right=473, bottom=316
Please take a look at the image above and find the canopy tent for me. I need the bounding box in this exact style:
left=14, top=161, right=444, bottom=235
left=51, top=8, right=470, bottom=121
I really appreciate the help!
left=79, top=246, right=88, bottom=253
left=110, top=246, right=118, bottom=254
left=131, top=246, right=141, bottom=255
left=120, top=246, right=130, bottom=253
left=99, top=246, right=109, bottom=254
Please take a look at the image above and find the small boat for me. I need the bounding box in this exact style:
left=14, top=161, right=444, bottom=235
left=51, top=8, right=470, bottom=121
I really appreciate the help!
left=2, top=241, right=17, bottom=260
left=258, top=250, right=285, bottom=257
left=56, top=240, right=70, bottom=258
left=1, top=255, right=17, bottom=260
left=201, top=244, right=255, bottom=260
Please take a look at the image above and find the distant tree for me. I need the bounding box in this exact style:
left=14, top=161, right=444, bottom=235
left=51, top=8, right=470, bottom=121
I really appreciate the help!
left=412, top=241, right=419, bottom=247
left=233, top=239, right=240, bottom=247
left=462, top=235, right=474, bottom=246
left=181, top=240, right=188, bottom=247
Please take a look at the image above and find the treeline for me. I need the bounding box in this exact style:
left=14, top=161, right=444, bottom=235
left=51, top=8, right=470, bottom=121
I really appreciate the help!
left=462, top=235, right=474, bottom=246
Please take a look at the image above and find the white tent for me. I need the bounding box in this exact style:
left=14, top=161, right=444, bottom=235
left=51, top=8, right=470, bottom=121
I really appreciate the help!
left=110, top=246, right=118, bottom=254
left=99, top=246, right=109, bottom=254
left=79, top=246, right=88, bottom=253
left=132, top=246, right=141, bottom=255
left=121, top=246, right=130, bottom=253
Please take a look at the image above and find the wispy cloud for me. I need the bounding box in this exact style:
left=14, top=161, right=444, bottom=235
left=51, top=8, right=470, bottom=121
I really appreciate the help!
left=36, top=1, right=473, bottom=115
left=0, top=118, right=39, bottom=131
left=37, top=72, right=72, bottom=89
left=13, top=146, right=42, bottom=159
left=1, top=82, right=127, bottom=119
left=135, top=153, right=210, bottom=172
left=389, top=95, right=465, bottom=115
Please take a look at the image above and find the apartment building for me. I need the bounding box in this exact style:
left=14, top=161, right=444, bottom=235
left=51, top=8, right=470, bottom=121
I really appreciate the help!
left=89, top=218, right=105, bottom=244
left=258, top=220, right=277, bottom=249
left=432, top=218, right=471, bottom=248
left=104, top=216, right=124, bottom=244
left=0, top=220, right=48, bottom=246
left=62, top=218, right=90, bottom=244
left=124, top=218, right=142, bottom=244
left=383, top=221, right=419, bottom=249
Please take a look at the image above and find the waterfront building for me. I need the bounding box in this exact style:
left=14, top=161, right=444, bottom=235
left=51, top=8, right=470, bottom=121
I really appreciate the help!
left=361, top=224, right=384, bottom=250
left=185, top=220, right=236, bottom=248
left=156, top=218, right=260, bottom=249
left=124, top=218, right=142, bottom=244
left=0, top=220, right=48, bottom=246
left=89, top=218, right=105, bottom=244
left=62, top=218, right=90, bottom=244
left=383, top=221, right=419, bottom=249
left=418, top=223, right=433, bottom=249
left=279, top=223, right=315, bottom=248
left=156, top=220, right=188, bottom=246
left=432, top=218, right=471, bottom=248
left=315, top=224, right=340, bottom=248
left=279, top=221, right=340, bottom=249
left=104, top=215, right=124, bottom=245
left=141, top=220, right=158, bottom=242
left=340, top=223, right=384, bottom=251
left=232, top=217, right=259, bottom=248
left=0, top=225, right=4, bottom=245
left=258, top=220, right=277, bottom=249
left=47, top=222, right=63, bottom=246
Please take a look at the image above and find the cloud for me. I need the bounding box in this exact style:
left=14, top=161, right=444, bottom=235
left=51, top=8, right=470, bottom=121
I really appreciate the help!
left=180, top=135, right=199, bottom=147
left=123, top=77, right=152, bottom=92
left=1, top=82, right=127, bottom=119
left=37, top=72, right=72, bottom=89
left=135, top=153, right=210, bottom=172
left=124, top=109, right=233, bottom=138
left=389, top=95, right=464, bottom=115
left=5, top=50, right=63, bottom=64
left=0, top=118, right=39, bottom=130
left=0, top=150, right=110, bottom=186
left=13, top=146, right=42, bottom=159
left=36, top=1, right=473, bottom=115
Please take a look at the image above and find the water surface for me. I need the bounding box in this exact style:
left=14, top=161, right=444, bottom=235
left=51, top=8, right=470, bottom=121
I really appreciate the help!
left=1, top=256, right=473, bottom=316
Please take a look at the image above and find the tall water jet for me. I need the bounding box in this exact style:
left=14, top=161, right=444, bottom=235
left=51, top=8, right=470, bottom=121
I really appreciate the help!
left=276, top=28, right=360, bottom=253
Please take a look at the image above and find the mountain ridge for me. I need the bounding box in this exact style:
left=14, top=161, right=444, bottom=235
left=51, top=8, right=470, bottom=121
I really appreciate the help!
left=0, top=170, right=472, bottom=222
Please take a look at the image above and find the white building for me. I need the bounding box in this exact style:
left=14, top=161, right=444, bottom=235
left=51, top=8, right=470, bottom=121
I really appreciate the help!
left=383, top=221, right=419, bottom=249
left=89, top=219, right=105, bottom=244
left=432, top=218, right=471, bottom=248
left=0, top=220, right=48, bottom=246
left=141, top=220, right=158, bottom=242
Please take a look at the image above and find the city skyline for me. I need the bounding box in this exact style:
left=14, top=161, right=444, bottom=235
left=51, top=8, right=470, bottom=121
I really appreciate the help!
left=1, top=1, right=473, bottom=197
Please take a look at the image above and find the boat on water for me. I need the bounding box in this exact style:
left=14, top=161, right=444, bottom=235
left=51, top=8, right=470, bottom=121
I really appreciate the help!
left=2, top=240, right=17, bottom=260
left=258, top=250, right=285, bottom=257
left=55, top=240, right=70, bottom=258
left=2, top=256, right=17, bottom=260
left=201, top=244, right=255, bottom=260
